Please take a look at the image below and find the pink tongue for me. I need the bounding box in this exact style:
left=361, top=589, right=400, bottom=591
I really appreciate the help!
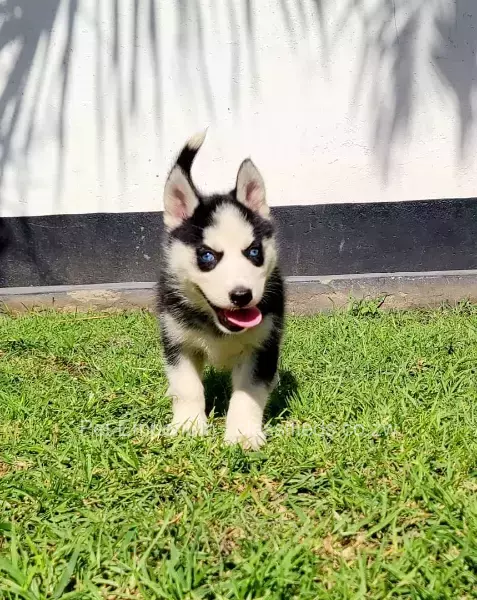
left=223, top=306, right=262, bottom=328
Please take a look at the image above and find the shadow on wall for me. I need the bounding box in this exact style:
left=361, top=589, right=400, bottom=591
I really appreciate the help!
left=0, top=0, right=475, bottom=204
left=0, top=0, right=71, bottom=199
left=432, top=0, right=477, bottom=160
left=336, top=0, right=477, bottom=177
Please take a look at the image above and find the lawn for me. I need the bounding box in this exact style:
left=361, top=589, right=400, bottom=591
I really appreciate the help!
left=1, top=302, right=477, bottom=599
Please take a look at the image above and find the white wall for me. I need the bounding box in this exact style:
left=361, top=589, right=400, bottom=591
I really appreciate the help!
left=0, top=0, right=476, bottom=217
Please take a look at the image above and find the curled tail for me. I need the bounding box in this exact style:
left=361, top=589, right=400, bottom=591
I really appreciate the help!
left=175, top=129, right=207, bottom=178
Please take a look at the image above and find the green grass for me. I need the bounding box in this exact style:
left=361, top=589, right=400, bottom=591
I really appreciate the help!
left=1, top=302, right=477, bottom=599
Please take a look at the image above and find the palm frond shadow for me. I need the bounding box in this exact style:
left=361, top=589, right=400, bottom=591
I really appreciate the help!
left=0, top=0, right=475, bottom=215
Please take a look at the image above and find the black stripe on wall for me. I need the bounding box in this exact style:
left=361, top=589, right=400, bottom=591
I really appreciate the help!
left=0, top=198, right=476, bottom=287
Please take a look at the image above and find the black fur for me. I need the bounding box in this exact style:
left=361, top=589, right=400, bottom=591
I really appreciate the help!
left=252, top=267, right=285, bottom=385
left=257, top=266, right=285, bottom=321
left=170, top=194, right=274, bottom=249
left=252, top=328, right=281, bottom=386
left=157, top=270, right=217, bottom=334
left=175, top=143, right=201, bottom=177
left=159, top=321, right=182, bottom=367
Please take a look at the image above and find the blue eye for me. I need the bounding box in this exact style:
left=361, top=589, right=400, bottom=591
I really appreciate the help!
left=197, top=248, right=220, bottom=271
left=200, top=251, right=215, bottom=263
left=244, top=245, right=262, bottom=265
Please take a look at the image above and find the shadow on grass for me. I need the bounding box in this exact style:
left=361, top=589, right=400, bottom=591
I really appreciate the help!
left=204, top=368, right=298, bottom=422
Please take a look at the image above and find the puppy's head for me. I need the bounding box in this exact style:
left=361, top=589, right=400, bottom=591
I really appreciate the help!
left=163, top=131, right=278, bottom=334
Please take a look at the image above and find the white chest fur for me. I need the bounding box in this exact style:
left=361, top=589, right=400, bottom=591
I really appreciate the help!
left=163, top=313, right=274, bottom=370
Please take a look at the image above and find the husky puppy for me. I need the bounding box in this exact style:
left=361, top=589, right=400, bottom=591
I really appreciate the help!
left=157, top=131, right=284, bottom=449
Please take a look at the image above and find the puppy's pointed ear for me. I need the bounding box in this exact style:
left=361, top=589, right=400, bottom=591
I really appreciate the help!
left=235, top=159, right=270, bottom=218
left=163, top=166, right=199, bottom=229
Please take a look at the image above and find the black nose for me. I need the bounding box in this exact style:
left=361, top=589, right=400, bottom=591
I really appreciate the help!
left=229, top=287, right=253, bottom=308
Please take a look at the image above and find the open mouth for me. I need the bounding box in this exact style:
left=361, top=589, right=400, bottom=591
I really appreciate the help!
left=214, top=306, right=263, bottom=332
left=194, top=286, right=263, bottom=332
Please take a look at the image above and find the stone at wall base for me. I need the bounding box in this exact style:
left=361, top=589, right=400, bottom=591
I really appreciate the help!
left=2, top=271, right=477, bottom=314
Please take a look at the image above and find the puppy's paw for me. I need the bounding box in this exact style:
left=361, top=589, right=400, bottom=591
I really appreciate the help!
left=170, top=410, right=208, bottom=437
left=224, top=425, right=266, bottom=450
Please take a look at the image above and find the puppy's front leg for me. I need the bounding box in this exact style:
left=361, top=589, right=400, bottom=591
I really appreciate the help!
left=166, top=352, right=208, bottom=436
left=225, top=341, right=279, bottom=450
